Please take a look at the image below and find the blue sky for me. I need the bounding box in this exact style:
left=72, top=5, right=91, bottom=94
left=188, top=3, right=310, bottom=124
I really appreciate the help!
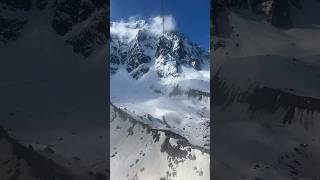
left=110, top=0, right=210, bottom=49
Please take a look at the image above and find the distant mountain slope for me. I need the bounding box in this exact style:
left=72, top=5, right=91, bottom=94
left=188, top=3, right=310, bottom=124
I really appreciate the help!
left=212, top=1, right=320, bottom=179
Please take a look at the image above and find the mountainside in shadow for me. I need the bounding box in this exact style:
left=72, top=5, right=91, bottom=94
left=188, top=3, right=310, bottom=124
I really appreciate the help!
left=0, top=1, right=109, bottom=179
left=212, top=0, right=320, bottom=179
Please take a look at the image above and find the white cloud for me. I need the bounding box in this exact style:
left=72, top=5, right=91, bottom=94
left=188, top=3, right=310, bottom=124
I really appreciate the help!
left=148, top=16, right=177, bottom=35
left=110, top=15, right=177, bottom=43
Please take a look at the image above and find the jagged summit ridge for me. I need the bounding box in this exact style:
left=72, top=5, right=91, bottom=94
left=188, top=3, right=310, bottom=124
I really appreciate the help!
left=110, top=16, right=210, bottom=79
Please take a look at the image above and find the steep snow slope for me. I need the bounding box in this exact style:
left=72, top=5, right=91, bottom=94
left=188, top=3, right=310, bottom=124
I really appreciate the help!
left=213, top=1, right=320, bottom=179
left=110, top=104, right=209, bottom=180
left=110, top=16, right=210, bottom=149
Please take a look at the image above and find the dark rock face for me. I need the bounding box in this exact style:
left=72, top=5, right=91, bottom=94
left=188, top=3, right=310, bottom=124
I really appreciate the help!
left=51, top=0, right=109, bottom=57
left=240, top=86, right=320, bottom=126
left=125, top=29, right=155, bottom=74
left=157, top=32, right=206, bottom=70
left=0, top=16, right=27, bottom=44
left=0, top=0, right=31, bottom=44
left=213, top=71, right=320, bottom=127
left=131, top=64, right=150, bottom=79
left=155, top=36, right=172, bottom=59
left=173, top=40, right=187, bottom=59
left=51, top=0, right=95, bottom=36
left=110, top=37, right=128, bottom=74
left=127, top=42, right=151, bottom=73
left=110, top=54, right=120, bottom=65
left=65, top=7, right=108, bottom=57
left=0, top=0, right=32, bottom=11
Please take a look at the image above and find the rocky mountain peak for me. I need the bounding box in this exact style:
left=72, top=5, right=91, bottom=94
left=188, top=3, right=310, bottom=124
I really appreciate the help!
left=111, top=17, right=209, bottom=79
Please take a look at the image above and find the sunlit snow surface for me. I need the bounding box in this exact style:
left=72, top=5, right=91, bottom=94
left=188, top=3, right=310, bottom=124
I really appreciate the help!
left=111, top=65, right=210, bottom=148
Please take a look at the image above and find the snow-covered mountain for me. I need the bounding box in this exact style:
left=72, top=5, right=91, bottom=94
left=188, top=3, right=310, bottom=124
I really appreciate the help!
left=213, top=0, right=320, bottom=179
left=110, top=16, right=210, bottom=179
left=111, top=16, right=210, bottom=148
left=0, top=0, right=109, bottom=179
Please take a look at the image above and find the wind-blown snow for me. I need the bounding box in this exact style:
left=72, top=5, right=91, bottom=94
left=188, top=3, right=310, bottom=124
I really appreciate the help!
left=111, top=16, right=176, bottom=43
